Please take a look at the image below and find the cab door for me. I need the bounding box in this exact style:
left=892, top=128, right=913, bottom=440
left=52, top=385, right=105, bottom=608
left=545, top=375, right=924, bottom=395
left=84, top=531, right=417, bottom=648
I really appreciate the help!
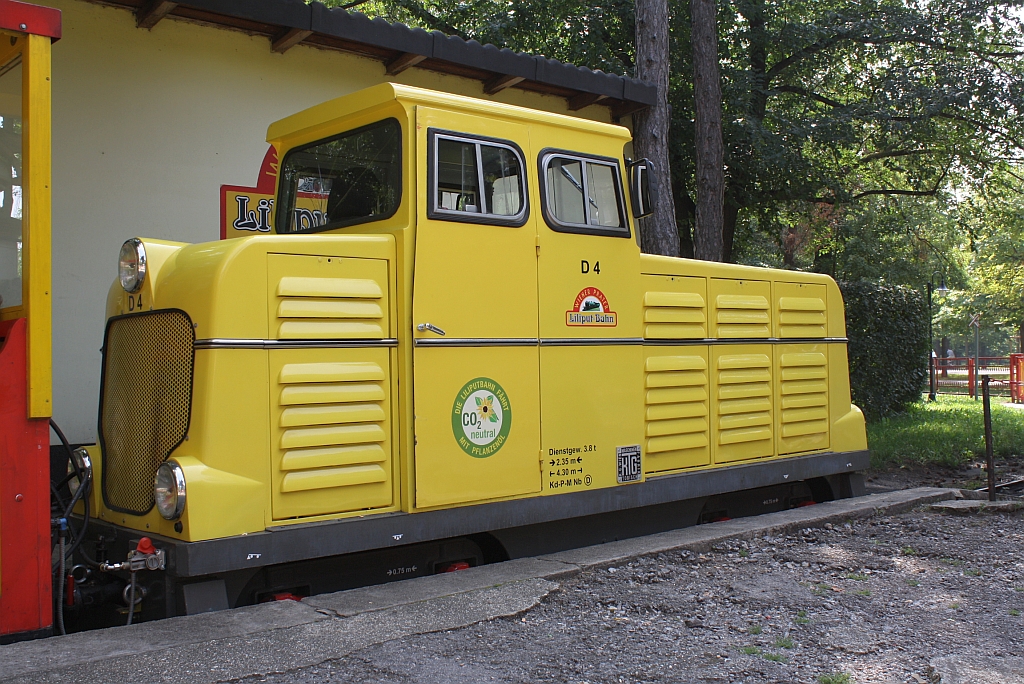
left=412, top=108, right=541, bottom=508
left=531, top=134, right=645, bottom=494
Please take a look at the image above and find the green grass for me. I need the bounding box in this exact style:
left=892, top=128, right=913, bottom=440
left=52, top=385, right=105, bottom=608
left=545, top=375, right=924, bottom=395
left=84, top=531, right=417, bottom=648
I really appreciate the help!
left=855, top=589, right=872, bottom=596
left=1011, top=609, right=1021, bottom=616
left=774, top=637, right=795, bottom=649
left=763, top=652, right=788, bottom=663
left=741, top=646, right=762, bottom=655
left=906, top=579, right=921, bottom=587
left=965, top=569, right=982, bottom=577
left=748, top=624, right=763, bottom=635
left=867, top=395, right=1024, bottom=468
left=845, top=573, right=869, bottom=581
left=901, top=546, right=917, bottom=556
left=818, top=674, right=852, bottom=684
left=739, top=548, right=750, bottom=558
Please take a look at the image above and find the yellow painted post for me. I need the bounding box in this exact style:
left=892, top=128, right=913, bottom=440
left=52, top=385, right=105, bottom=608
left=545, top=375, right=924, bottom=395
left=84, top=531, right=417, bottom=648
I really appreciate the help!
left=21, top=33, right=51, bottom=418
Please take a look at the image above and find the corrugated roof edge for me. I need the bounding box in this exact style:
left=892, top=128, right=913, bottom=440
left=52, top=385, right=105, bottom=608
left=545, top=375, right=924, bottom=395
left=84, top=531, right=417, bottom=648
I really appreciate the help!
left=93, top=0, right=657, bottom=110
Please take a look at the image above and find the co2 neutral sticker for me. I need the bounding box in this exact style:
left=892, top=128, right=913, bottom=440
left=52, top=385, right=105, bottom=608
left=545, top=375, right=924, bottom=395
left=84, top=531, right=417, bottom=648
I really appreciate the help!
left=451, top=377, right=512, bottom=458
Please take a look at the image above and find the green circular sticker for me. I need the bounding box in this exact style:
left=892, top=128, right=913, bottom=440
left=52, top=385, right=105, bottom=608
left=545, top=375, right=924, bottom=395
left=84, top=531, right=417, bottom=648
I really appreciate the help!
left=451, top=377, right=512, bottom=458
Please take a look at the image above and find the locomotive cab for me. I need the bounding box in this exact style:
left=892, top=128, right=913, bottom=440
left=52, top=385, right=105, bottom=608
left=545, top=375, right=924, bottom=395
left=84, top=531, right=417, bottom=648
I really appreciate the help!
left=76, top=83, right=867, bottom=622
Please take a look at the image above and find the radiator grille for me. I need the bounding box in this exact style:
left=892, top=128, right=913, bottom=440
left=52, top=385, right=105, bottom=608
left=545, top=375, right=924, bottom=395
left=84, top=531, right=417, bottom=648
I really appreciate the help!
left=99, top=310, right=195, bottom=515
left=644, top=353, right=710, bottom=472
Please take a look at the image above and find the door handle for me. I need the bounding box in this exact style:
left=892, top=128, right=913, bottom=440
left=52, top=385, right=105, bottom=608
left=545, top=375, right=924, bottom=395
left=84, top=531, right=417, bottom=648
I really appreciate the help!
left=417, top=322, right=446, bottom=336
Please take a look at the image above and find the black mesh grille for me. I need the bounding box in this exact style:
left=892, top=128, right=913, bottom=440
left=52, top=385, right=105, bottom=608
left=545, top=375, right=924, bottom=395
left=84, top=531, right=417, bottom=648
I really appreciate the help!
left=99, top=309, right=195, bottom=515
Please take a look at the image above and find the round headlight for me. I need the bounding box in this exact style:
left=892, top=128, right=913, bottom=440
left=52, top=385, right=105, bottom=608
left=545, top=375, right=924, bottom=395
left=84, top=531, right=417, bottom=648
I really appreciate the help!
left=154, top=462, right=186, bottom=520
left=119, top=238, right=147, bottom=293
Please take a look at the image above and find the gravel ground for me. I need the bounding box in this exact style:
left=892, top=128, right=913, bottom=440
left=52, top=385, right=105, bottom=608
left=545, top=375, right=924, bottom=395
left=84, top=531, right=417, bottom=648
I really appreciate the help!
left=242, top=508, right=1024, bottom=684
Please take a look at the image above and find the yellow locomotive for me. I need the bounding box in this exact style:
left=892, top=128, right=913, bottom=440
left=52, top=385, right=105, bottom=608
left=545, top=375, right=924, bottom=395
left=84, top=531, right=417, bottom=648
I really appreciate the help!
left=76, top=83, right=867, bottom=620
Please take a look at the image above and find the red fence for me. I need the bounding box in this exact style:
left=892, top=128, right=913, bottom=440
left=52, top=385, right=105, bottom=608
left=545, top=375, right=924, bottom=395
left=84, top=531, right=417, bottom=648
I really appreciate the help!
left=933, top=356, right=1013, bottom=397
left=1011, top=354, right=1024, bottom=403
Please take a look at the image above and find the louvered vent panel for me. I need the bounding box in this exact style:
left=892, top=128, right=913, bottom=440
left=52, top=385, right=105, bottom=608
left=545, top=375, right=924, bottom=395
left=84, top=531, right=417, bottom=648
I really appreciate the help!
left=272, top=354, right=392, bottom=520
left=643, top=292, right=707, bottom=339
left=713, top=350, right=773, bottom=462
left=715, top=295, right=770, bottom=338
left=777, top=348, right=829, bottom=453
left=644, top=352, right=710, bottom=472
left=276, top=277, right=384, bottom=339
left=775, top=283, right=827, bottom=338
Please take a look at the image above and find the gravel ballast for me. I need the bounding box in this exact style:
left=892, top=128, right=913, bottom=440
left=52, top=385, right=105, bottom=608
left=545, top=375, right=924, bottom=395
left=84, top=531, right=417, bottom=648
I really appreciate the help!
left=245, top=507, right=1024, bottom=684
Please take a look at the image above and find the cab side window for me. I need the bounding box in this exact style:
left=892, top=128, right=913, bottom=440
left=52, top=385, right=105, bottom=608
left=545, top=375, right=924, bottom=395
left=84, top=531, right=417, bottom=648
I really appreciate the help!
left=277, top=118, right=402, bottom=234
left=429, top=130, right=528, bottom=226
left=540, top=151, right=628, bottom=237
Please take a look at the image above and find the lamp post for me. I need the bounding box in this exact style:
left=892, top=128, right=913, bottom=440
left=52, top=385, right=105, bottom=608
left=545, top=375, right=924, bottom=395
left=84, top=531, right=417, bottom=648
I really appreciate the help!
left=927, top=271, right=949, bottom=401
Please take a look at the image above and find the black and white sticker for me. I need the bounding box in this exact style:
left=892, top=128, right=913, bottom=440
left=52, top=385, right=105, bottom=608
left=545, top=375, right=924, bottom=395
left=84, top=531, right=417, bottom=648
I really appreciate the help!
left=616, top=444, right=642, bottom=484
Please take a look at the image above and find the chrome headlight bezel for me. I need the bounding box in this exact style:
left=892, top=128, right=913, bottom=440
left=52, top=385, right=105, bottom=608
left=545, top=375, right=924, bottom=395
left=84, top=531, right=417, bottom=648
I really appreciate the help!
left=154, top=461, right=186, bottom=520
left=67, top=447, right=93, bottom=497
left=118, top=238, right=147, bottom=293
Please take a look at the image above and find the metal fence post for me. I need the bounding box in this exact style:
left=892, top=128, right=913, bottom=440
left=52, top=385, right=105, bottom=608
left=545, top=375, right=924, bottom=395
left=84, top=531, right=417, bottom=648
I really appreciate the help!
left=982, top=375, right=995, bottom=502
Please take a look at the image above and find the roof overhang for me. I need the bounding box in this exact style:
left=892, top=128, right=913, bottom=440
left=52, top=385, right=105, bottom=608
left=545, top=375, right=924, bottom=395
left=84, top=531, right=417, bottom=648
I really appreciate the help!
left=82, top=0, right=657, bottom=119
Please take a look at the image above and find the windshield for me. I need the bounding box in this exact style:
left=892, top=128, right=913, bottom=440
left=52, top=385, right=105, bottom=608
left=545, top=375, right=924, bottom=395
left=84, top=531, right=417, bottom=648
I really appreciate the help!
left=276, top=118, right=401, bottom=233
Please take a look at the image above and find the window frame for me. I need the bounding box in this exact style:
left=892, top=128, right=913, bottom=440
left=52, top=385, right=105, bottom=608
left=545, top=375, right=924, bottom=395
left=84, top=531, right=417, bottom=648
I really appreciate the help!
left=537, top=148, right=630, bottom=238
left=427, top=128, right=530, bottom=228
left=275, top=117, right=403, bottom=235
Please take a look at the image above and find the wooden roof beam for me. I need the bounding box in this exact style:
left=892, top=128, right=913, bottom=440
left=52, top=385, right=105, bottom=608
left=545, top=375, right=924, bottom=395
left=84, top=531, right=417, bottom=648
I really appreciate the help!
left=271, top=27, right=313, bottom=53
left=385, top=52, right=427, bottom=76
left=136, top=0, right=178, bottom=29
left=567, top=92, right=608, bottom=111
left=484, top=74, right=524, bottom=95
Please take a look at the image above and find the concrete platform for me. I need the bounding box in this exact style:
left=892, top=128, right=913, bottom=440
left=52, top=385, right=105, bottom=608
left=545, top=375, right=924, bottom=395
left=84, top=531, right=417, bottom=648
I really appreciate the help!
left=0, top=487, right=955, bottom=684
left=932, top=656, right=1024, bottom=684
left=930, top=498, right=1024, bottom=513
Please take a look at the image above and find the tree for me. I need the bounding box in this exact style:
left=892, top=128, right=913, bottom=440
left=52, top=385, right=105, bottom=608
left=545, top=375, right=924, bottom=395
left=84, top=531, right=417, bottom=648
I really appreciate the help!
left=634, top=0, right=681, bottom=256
left=709, top=0, right=1024, bottom=262
left=690, top=0, right=724, bottom=261
left=320, top=0, right=1024, bottom=271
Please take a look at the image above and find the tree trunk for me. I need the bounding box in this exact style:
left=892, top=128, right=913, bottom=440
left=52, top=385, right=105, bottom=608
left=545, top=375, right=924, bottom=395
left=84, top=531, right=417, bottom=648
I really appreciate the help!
left=691, top=0, right=725, bottom=261
left=721, top=202, right=738, bottom=263
left=634, top=0, right=679, bottom=256
left=674, top=180, right=696, bottom=259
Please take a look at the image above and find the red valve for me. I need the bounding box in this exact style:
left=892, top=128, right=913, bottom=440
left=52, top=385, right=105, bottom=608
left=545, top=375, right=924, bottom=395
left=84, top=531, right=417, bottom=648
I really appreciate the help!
left=65, top=575, right=75, bottom=606
left=135, top=537, right=156, bottom=555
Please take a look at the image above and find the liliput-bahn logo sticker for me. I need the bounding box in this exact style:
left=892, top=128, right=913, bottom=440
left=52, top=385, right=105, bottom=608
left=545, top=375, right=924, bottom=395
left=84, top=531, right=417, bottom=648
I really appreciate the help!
left=451, top=377, right=512, bottom=458
left=566, top=287, right=617, bottom=327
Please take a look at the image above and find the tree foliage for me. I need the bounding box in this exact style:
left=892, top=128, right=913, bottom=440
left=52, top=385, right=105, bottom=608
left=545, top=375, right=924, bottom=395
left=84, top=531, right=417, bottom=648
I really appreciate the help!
left=316, top=0, right=1024, bottom=364
left=327, top=0, right=1024, bottom=263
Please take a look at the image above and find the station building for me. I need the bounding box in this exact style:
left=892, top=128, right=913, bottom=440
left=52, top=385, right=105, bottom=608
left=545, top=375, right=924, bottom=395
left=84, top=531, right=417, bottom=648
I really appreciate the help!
left=29, top=0, right=654, bottom=442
